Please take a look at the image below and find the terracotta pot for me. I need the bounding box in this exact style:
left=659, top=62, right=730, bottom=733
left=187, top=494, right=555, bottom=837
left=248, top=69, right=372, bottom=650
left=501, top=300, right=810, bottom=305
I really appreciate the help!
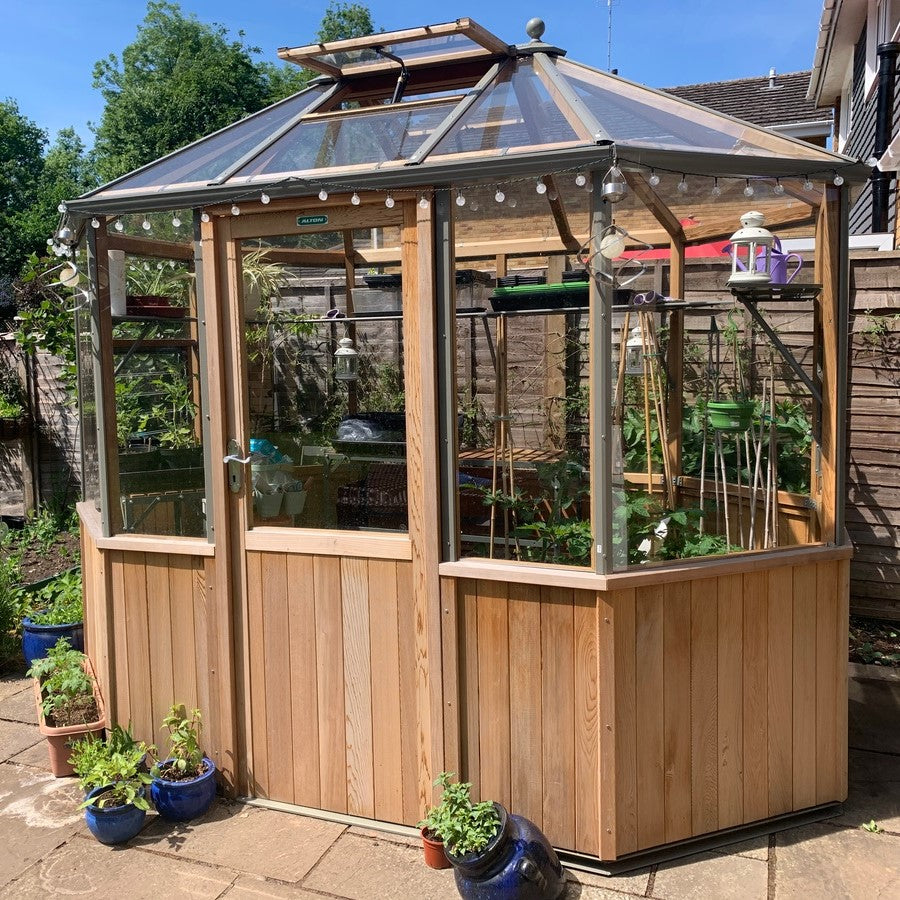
left=421, top=829, right=451, bottom=869
left=33, top=658, right=106, bottom=777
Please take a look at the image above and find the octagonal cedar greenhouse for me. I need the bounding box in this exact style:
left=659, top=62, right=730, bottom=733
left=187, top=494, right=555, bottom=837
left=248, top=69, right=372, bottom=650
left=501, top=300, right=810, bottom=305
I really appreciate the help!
left=64, top=18, right=865, bottom=871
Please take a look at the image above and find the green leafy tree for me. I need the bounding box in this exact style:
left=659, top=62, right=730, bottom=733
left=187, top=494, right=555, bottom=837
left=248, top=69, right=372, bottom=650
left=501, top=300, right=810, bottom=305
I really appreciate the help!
left=316, top=1, right=376, bottom=41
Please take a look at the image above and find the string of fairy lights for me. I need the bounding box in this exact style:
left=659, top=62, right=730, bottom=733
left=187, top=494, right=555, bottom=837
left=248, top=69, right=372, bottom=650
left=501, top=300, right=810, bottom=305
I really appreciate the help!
left=51, top=156, right=858, bottom=255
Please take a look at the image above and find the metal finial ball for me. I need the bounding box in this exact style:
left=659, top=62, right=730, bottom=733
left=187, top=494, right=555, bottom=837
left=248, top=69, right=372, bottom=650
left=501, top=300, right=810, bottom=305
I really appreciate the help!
left=526, top=18, right=545, bottom=41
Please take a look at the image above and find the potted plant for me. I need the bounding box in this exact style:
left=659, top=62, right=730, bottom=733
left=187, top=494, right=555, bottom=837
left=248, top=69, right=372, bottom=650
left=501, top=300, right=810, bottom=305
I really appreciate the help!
left=27, top=637, right=105, bottom=776
left=422, top=772, right=566, bottom=900
left=708, top=313, right=755, bottom=432
left=21, top=569, right=84, bottom=667
left=150, top=704, right=217, bottom=821
left=70, top=725, right=153, bottom=844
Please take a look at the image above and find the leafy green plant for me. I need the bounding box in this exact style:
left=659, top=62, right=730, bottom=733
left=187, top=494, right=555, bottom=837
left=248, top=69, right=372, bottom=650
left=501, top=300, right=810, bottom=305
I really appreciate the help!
left=126, top=258, right=193, bottom=305
left=0, top=361, right=25, bottom=420
left=150, top=375, right=199, bottom=448
left=153, top=704, right=205, bottom=779
left=417, top=772, right=499, bottom=856
left=70, top=725, right=152, bottom=810
left=27, top=638, right=93, bottom=719
left=26, top=570, right=82, bottom=625
left=862, top=819, right=882, bottom=834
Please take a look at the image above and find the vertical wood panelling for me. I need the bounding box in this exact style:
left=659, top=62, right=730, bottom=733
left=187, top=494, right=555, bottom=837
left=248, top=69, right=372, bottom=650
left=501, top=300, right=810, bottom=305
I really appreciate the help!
left=613, top=588, right=638, bottom=856
left=110, top=552, right=130, bottom=727
left=286, top=554, right=320, bottom=808
left=342, top=557, right=375, bottom=818
left=742, top=571, right=768, bottom=823
left=459, top=579, right=481, bottom=799
left=690, top=578, right=718, bottom=835
left=397, top=560, right=420, bottom=822
left=194, top=561, right=213, bottom=762
left=717, top=573, right=743, bottom=829
left=573, top=589, right=599, bottom=853
left=508, top=582, right=543, bottom=827
left=146, top=556, right=175, bottom=747
left=767, top=566, right=793, bottom=816
left=635, top=585, right=665, bottom=849
left=314, top=555, right=346, bottom=813
left=815, top=560, right=839, bottom=804
left=122, top=552, right=153, bottom=743
left=477, top=580, right=511, bottom=808
left=246, top=551, right=268, bottom=797
left=836, top=559, right=850, bottom=799
left=169, top=556, right=198, bottom=710
left=541, top=587, right=575, bottom=849
left=370, top=560, right=402, bottom=822
left=663, top=581, right=691, bottom=843
left=440, top=576, right=461, bottom=779
left=792, top=564, right=818, bottom=809
left=262, top=553, right=294, bottom=803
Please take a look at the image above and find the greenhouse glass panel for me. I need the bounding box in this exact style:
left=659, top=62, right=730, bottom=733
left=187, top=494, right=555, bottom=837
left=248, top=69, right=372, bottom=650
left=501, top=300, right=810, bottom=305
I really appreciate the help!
left=309, top=32, right=484, bottom=71
left=95, top=84, right=332, bottom=194
left=232, top=100, right=459, bottom=178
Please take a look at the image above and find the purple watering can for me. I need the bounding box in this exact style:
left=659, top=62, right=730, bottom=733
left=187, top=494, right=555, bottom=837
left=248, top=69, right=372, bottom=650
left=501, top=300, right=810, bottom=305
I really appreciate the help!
left=723, top=237, right=803, bottom=284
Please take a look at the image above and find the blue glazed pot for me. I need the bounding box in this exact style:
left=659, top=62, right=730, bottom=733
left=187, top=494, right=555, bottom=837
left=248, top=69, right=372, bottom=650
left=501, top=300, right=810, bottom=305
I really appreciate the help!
left=84, top=786, right=147, bottom=845
left=448, top=804, right=567, bottom=900
left=22, top=618, right=84, bottom=668
left=150, top=757, right=217, bottom=821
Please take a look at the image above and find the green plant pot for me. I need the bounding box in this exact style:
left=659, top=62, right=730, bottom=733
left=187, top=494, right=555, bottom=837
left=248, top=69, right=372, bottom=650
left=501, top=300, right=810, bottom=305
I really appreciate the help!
left=707, top=401, right=755, bottom=432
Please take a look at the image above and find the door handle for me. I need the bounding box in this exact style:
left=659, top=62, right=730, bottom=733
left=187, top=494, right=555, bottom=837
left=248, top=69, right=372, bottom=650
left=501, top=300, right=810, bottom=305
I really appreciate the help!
left=224, top=440, right=251, bottom=493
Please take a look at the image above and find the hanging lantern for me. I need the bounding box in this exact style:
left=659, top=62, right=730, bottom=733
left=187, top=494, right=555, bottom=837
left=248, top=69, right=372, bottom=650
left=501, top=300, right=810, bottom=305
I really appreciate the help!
left=727, top=211, right=775, bottom=286
left=601, top=165, right=627, bottom=203
left=625, top=326, right=644, bottom=376
left=334, top=335, right=359, bottom=382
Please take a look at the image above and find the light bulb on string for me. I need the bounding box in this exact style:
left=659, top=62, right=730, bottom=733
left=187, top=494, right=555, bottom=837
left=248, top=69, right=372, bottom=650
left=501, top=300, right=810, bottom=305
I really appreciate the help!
left=547, top=189, right=558, bottom=201
left=200, top=212, right=210, bottom=223
left=172, top=215, right=181, bottom=228
left=385, top=194, right=395, bottom=208
left=318, top=189, right=329, bottom=201
left=57, top=202, right=67, bottom=213
left=535, top=178, right=547, bottom=195
left=743, top=179, right=754, bottom=198
left=260, top=192, right=271, bottom=205
left=676, top=175, right=688, bottom=194
left=833, top=172, right=844, bottom=186
left=419, top=194, right=429, bottom=209
left=455, top=190, right=466, bottom=207
left=494, top=188, right=505, bottom=203
left=142, top=219, right=151, bottom=231
left=773, top=179, right=785, bottom=196
left=711, top=177, right=722, bottom=198
left=91, top=218, right=100, bottom=229
left=231, top=204, right=241, bottom=216
left=350, top=192, right=361, bottom=206
left=803, top=176, right=813, bottom=191
left=469, top=199, right=479, bottom=211
left=648, top=170, right=660, bottom=187
left=507, top=196, right=518, bottom=207
left=574, top=173, right=587, bottom=187
left=114, top=219, right=124, bottom=232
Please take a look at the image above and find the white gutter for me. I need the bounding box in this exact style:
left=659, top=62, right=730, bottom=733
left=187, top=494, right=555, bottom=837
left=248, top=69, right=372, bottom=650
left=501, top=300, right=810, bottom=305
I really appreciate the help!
left=877, top=131, right=900, bottom=170
left=808, top=0, right=841, bottom=104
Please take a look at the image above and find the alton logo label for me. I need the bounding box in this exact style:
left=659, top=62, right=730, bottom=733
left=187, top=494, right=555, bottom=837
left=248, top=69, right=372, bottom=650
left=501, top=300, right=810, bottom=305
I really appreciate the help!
left=297, top=215, right=328, bottom=226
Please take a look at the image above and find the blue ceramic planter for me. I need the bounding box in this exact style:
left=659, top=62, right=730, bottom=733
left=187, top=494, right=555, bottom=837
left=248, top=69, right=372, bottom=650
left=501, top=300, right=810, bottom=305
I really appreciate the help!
left=22, top=618, right=84, bottom=668
left=150, top=757, right=217, bottom=821
left=448, top=804, right=566, bottom=900
left=84, top=786, right=147, bottom=845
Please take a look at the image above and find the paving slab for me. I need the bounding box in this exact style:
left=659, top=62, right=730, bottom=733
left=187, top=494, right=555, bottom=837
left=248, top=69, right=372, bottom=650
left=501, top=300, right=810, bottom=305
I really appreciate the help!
left=569, top=865, right=651, bottom=896
left=0, top=674, right=29, bottom=703
left=8, top=739, right=51, bottom=772
left=304, top=831, right=459, bottom=899
left=775, top=822, right=900, bottom=898
left=0, top=763, right=83, bottom=890
left=136, top=801, right=344, bottom=882
left=652, top=850, right=768, bottom=899
left=833, top=765, right=900, bottom=833
left=0, top=685, right=37, bottom=724
left=710, top=834, right=770, bottom=861
left=848, top=664, right=900, bottom=755
left=223, top=875, right=330, bottom=899
left=0, top=720, right=42, bottom=765
left=0, top=834, right=236, bottom=899
left=348, top=824, right=421, bottom=847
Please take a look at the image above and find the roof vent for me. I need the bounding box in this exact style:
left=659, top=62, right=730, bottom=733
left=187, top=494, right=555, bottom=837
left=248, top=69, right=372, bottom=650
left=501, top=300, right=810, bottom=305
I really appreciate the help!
left=768, top=67, right=777, bottom=89
left=526, top=17, right=545, bottom=41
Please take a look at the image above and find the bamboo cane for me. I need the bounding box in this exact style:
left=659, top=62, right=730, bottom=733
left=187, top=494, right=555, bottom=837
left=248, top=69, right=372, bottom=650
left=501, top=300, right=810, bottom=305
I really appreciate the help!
left=770, top=374, right=778, bottom=547
left=735, top=435, right=744, bottom=549
left=717, top=431, right=731, bottom=547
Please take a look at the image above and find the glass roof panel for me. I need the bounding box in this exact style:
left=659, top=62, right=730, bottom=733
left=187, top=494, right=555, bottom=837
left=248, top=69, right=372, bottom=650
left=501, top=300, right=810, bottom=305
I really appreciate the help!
left=232, top=99, right=460, bottom=178
left=426, top=58, right=582, bottom=159
left=310, top=33, right=484, bottom=71
left=97, top=84, right=332, bottom=194
left=557, top=59, right=842, bottom=162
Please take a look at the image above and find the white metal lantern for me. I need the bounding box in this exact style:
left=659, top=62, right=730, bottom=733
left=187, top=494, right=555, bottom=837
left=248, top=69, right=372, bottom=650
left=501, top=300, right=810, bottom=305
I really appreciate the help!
left=625, top=326, right=644, bottom=376
left=727, top=211, right=775, bottom=285
left=334, top=335, right=359, bottom=382
left=601, top=165, right=628, bottom=203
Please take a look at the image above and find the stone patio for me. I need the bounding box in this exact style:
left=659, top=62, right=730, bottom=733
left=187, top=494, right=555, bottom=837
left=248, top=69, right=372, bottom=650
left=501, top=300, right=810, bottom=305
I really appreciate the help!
left=1, top=665, right=898, bottom=899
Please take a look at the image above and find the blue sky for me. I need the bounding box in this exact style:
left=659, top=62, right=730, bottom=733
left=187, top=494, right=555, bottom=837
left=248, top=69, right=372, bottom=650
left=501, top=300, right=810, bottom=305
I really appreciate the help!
left=3, top=0, right=825, bottom=148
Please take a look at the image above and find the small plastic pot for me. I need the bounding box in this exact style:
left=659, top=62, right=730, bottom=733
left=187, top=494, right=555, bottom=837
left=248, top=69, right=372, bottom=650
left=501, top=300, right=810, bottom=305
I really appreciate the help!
left=421, top=828, right=451, bottom=869
left=84, top=786, right=147, bottom=845
left=150, top=757, right=217, bottom=822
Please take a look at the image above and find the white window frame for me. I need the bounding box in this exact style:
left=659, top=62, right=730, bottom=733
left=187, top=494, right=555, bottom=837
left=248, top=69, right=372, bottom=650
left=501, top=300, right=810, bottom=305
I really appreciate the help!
left=865, top=0, right=895, bottom=98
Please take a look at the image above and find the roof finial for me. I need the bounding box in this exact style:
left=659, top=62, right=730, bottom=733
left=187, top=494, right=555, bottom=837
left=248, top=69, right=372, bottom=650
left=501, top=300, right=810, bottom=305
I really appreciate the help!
left=525, top=18, right=545, bottom=41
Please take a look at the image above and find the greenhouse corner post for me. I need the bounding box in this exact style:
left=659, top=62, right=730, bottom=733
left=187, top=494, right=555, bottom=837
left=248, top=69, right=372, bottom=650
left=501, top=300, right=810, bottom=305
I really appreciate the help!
left=590, top=166, right=614, bottom=574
